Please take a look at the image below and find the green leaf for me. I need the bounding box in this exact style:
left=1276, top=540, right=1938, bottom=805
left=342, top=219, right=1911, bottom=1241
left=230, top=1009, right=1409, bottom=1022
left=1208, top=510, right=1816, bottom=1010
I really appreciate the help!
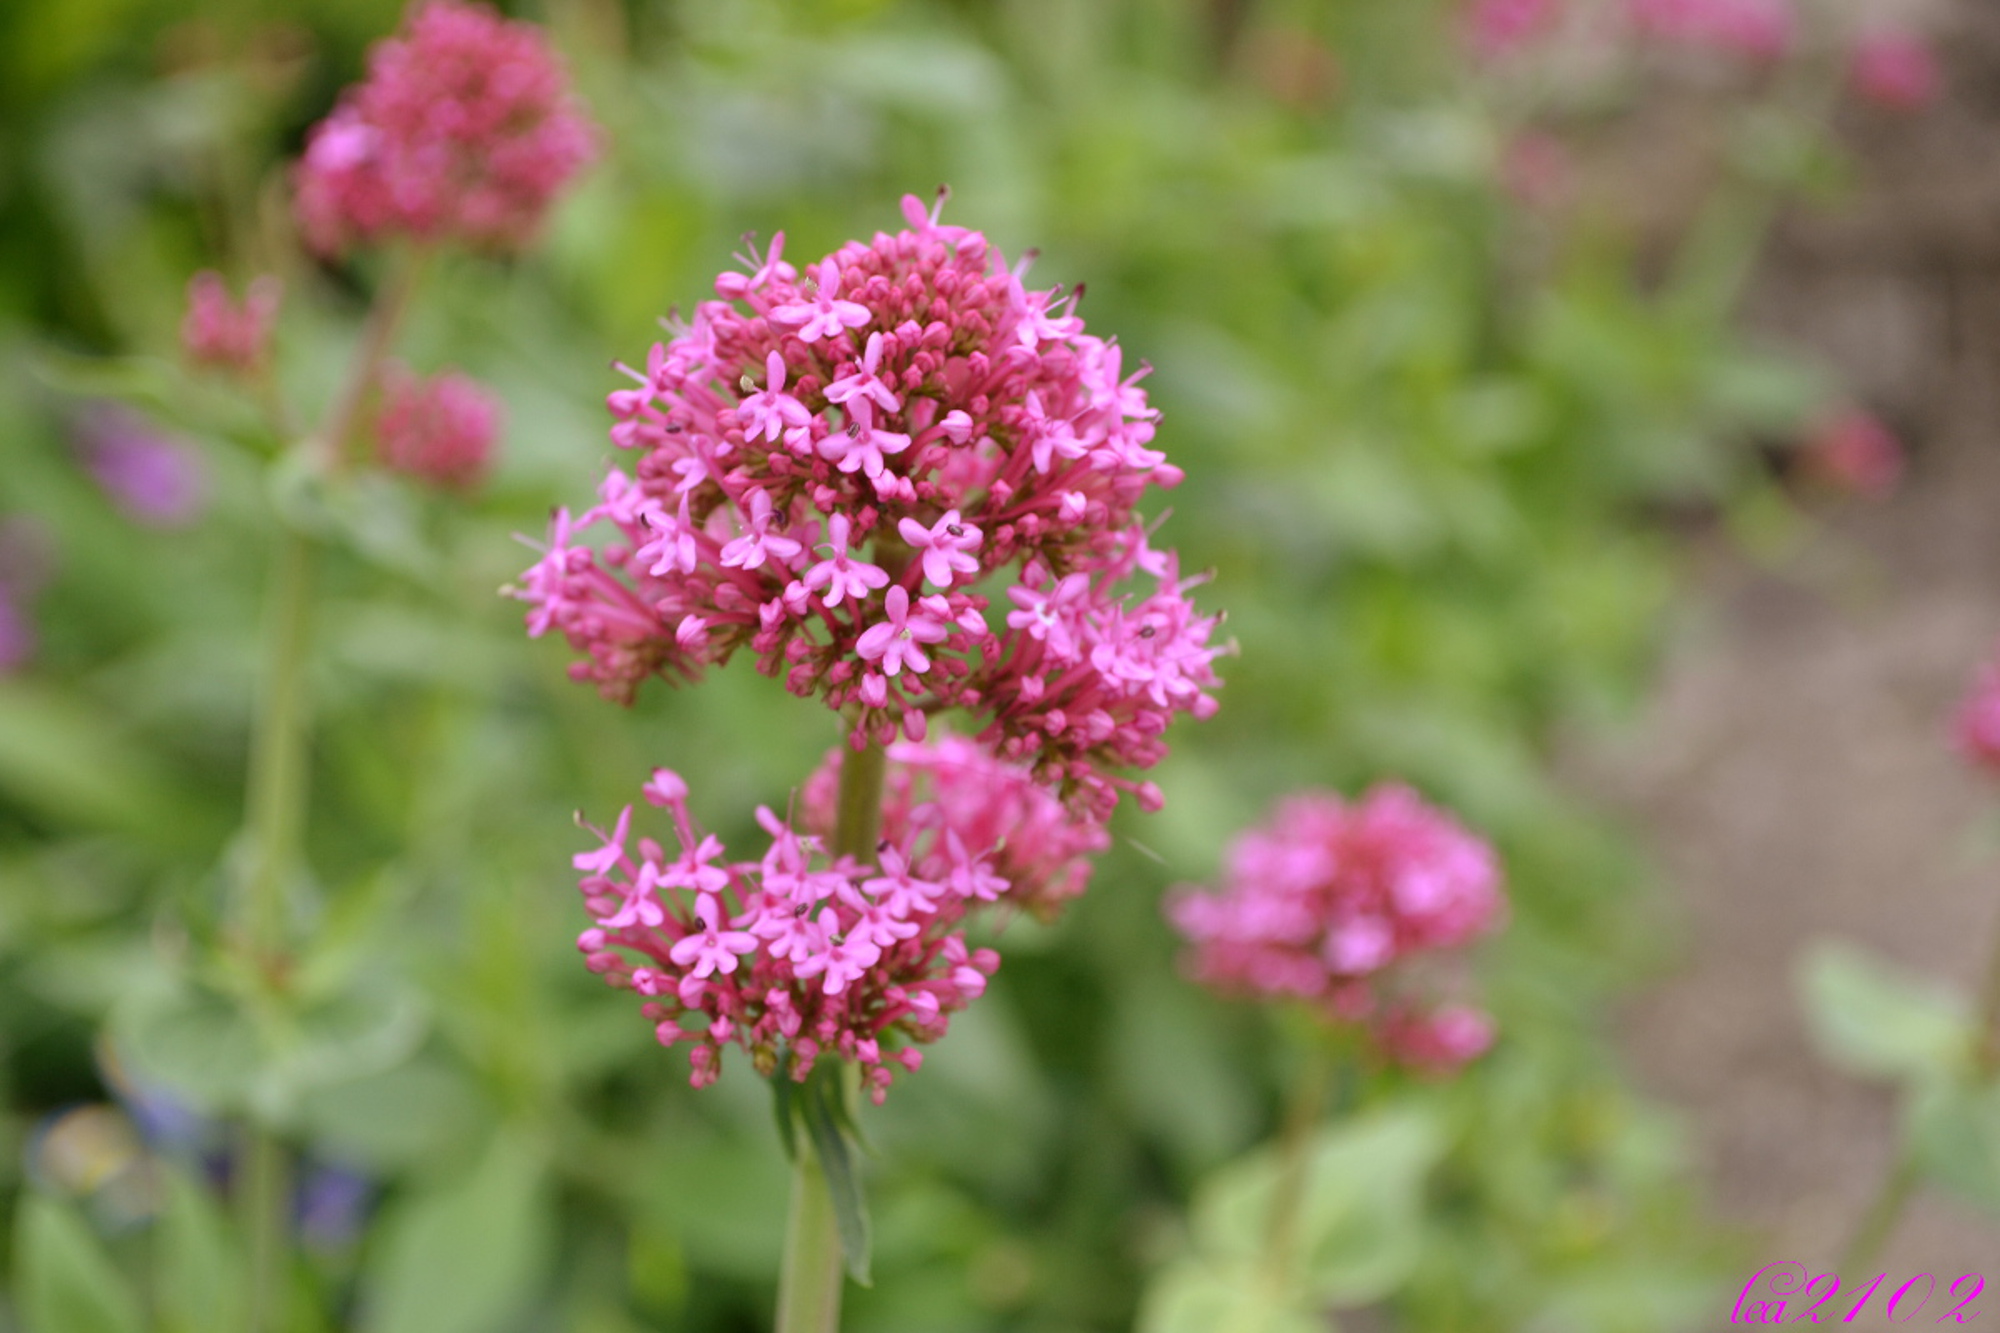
left=1911, top=1078, right=2000, bottom=1215
left=0, top=681, right=195, bottom=847
left=155, top=1166, right=245, bottom=1333
left=1137, top=1257, right=1321, bottom=1333
left=111, top=981, right=262, bottom=1114
left=16, top=1190, right=145, bottom=1333
left=359, top=1129, right=551, bottom=1333
left=799, top=1067, right=872, bottom=1287
left=296, top=1059, right=486, bottom=1174
left=254, top=979, right=429, bottom=1121
left=1193, top=1108, right=1443, bottom=1305
left=1798, top=942, right=1971, bottom=1082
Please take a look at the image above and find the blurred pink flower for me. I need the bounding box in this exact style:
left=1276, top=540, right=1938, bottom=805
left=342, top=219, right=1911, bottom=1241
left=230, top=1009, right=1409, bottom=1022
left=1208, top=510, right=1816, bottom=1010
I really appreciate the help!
left=1802, top=409, right=1904, bottom=500
left=1377, top=1003, right=1497, bottom=1074
left=294, top=0, right=597, bottom=255
left=76, top=406, right=209, bottom=529
left=513, top=196, right=1221, bottom=819
left=1849, top=29, right=1940, bottom=112
left=180, top=271, right=281, bottom=373
left=374, top=365, right=503, bottom=492
left=1168, top=783, right=1507, bottom=1072
left=1956, top=651, right=2000, bottom=777
left=1464, top=0, right=1561, bottom=62
left=1500, top=131, right=1574, bottom=210
left=1629, top=0, right=1795, bottom=61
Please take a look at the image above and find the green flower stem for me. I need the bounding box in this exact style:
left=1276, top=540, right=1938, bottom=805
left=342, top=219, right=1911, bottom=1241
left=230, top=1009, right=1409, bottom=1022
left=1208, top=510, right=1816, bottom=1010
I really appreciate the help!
left=1837, top=1151, right=1917, bottom=1275
left=233, top=251, right=426, bottom=1333
left=774, top=735, right=884, bottom=1333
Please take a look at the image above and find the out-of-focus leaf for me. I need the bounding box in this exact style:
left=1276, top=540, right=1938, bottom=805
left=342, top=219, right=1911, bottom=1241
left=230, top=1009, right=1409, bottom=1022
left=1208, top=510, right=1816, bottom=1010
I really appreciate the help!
left=1911, top=1078, right=2000, bottom=1216
left=359, top=1129, right=551, bottom=1333
left=1137, top=1257, right=1320, bottom=1333
left=1193, top=1107, right=1442, bottom=1305
left=0, top=681, right=193, bottom=845
left=1797, top=941, right=1970, bottom=1083
left=799, top=1064, right=872, bottom=1286
left=297, top=1058, right=487, bottom=1174
left=16, top=1190, right=145, bottom=1333
left=156, top=1165, right=245, bottom=1333
left=111, top=981, right=262, bottom=1114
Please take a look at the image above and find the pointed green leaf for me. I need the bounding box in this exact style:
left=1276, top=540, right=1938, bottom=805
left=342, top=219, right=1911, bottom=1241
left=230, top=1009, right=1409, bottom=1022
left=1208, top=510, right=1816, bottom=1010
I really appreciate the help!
left=799, top=1072, right=872, bottom=1287
left=16, top=1191, right=145, bottom=1333
left=1137, top=1257, right=1320, bottom=1333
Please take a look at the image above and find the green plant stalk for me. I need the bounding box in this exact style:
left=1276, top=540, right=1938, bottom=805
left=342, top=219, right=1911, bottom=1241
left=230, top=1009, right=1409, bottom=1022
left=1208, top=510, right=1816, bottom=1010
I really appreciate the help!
left=233, top=252, right=425, bottom=1333
left=773, top=736, right=883, bottom=1333
left=1220, top=1033, right=1334, bottom=1333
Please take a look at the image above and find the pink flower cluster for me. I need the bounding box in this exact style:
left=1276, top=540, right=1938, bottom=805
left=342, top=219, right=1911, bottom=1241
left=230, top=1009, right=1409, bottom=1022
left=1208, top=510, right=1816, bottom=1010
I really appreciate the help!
left=1628, top=0, right=1794, bottom=61
left=1801, top=409, right=1903, bottom=500
left=294, top=0, right=596, bottom=256
left=1168, top=783, right=1506, bottom=1072
left=374, top=365, right=503, bottom=491
left=180, top=271, right=280, bottom=374
left=1955, top=649, right=2000, bottom=778
left=515, top=195, right=1223, bottom=817
left=801, top=735, right=1111, bottom=921
left=573, top=737, right=1102, bottom=1099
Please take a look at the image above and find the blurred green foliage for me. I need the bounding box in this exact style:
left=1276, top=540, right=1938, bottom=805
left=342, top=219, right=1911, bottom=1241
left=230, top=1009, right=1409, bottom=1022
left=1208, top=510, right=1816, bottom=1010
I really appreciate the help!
left=0, top=0, right=1839, bottom=1328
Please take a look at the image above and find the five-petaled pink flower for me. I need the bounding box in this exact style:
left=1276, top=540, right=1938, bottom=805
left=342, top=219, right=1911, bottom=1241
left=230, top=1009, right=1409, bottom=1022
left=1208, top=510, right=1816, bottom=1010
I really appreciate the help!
left=858, top=587, right=950, bottom=677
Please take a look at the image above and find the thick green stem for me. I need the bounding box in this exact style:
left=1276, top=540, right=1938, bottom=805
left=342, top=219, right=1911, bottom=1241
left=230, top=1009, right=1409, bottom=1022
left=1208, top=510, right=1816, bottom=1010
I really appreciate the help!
left=774, top=1135, right=845, bottom=1333
left=774, top=736, right=884, bottom=1333
left=1265, top=1037, right=1333, bottom=1278
left=230, top=250, right=425, bottom=1333
left=240, top=1123, right=292, bottom=1333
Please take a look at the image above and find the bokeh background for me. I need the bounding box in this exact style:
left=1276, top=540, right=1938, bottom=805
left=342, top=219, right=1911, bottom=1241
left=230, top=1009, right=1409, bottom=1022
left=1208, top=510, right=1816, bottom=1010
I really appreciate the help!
left=0, top=0, right=1988, bottom=1329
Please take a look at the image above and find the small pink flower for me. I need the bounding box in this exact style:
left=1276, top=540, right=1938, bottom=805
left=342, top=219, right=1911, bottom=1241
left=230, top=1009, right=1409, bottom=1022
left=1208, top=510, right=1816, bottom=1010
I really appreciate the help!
left=1849, top=29, right=1939, bottom=112
left=1378, top=1004, right=1497, bottom=1074
left=181, top=271, right=281, bottom=373
left=799, top=514, right=890, bottom=608
left=1801, top=409, right=1903, bottom=500
left=1629, top=0, right=1794, bottom=61
left=771, top=260, right=873, bottom=343
left=897, top=510, right=983, bottom=588
left=375, top=365, right=503, bottom=491
left=857, top=586, right=949, bottom=677
left=1464, top=0, right=1560, bottom=62
left=1956, top=651, right=2000, bottom=778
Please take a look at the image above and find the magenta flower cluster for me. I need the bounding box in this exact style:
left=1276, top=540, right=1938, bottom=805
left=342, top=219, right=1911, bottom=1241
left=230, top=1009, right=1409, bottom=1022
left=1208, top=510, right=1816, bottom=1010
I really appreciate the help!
left=1956, top=651, right=2000, bottom=778
left=1628, top=0, right=1796, bottom=59
left=1168, top=783, right=1506, bottom=1072
left=516, top=195, right=1222, bottom=817
left=374, top=364, right=503, bottom=492
left=293, top=0, right=596, bottom=256
left=801, top=734, right=1111, bottom=922
left=573, top=737, right=1106, bottom=1099
left=181, top=271, right=281, bottom=375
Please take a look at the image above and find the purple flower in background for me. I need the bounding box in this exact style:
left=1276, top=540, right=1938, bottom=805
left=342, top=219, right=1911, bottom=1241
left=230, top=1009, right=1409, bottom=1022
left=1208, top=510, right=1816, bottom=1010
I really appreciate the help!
left=75, top=406, right=209, bottom=529
left=297, top=1162, right=373, bottom=1250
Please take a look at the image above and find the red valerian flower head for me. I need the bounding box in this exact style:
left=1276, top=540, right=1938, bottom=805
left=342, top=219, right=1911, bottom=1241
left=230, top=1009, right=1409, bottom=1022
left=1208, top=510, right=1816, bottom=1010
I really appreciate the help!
left=513, top=196, right=1223, bottom=817
left=374, top=364, right=503, bottom=491
left=1801, top=409, right=1904, bottom=501
left=294, top=0, right=597, bottom=256
left=1628, top=0, right=1795, bottom=62
left=1167, top=783, right=1507, bottom=1073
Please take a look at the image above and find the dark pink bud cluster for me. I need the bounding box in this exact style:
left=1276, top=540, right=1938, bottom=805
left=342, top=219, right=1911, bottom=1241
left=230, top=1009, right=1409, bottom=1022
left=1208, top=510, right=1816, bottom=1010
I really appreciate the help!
left=1167, top=783, right=1506, bottom=1073
left=571, top=743, right=1077, bottom=1100
left=800, top=735, right=1111, bottom=922
left=293, top=0, right=596, bottom=256
left=514, top=195, right=1223, bottom=817
left=1628, top=0, right=1794, bottom=61
left=374, top=364, right=503, bottom=491
left=1955, top=649, right=2000, bottom=778
left=180, top=271, right=281, bottom=374
left=1463, top=0, right=1559, bottom=62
